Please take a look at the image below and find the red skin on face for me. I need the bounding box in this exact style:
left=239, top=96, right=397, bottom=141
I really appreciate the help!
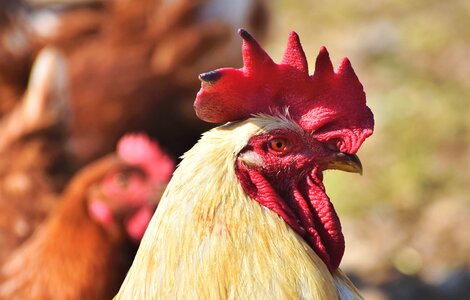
left=235, top=129, right=345, bottom=272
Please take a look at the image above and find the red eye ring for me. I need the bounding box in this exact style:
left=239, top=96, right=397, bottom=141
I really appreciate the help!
left=268, top=137, right=290, bottom=153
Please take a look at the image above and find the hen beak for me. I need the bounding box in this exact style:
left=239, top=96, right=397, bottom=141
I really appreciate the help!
left=150, top=182, right=168, bottom=205
left=320, top=153, right=363, bottom=175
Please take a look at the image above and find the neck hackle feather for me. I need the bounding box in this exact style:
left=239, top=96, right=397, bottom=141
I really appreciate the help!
left=115, top=29, right=370, bottom=300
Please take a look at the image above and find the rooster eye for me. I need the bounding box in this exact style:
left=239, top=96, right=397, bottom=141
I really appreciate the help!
left=268, top=138, right=290, bottom=153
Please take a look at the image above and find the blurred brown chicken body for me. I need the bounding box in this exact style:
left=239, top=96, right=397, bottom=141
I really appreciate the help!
left=0, top=43, right=176, bottom=298
left=0, top=156, right=133, bottom=300
left=44, top=0, right=269, bottom=166
left=0, top=48, right=69, bottom=264
left=0, top=135, right=64, bottom=264
left=0, top=132, right=175, bottom=298
left=0, top=130, right=174, bottom=299
left=0, top=0, right=37, bottom=117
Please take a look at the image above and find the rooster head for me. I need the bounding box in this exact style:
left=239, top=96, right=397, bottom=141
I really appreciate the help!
left=87, top=133, right=175, bottom=242
left=195, top=30, right=374, bottom=272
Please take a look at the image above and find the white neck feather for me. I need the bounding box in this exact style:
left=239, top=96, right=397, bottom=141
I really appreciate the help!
left=116, top=116, right=362, bottom=300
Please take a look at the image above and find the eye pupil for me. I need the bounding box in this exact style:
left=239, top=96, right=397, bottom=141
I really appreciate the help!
left=268, top=138, right=290, bottom=153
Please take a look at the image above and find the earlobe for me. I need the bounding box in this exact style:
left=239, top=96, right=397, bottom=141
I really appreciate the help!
left=238, top=150, right=263, bottom=168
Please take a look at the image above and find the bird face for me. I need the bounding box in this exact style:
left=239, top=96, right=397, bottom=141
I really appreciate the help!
left=235, top=119, right=362, bottom=272
left=105, top=167, right=164, bottom=242
left=88, top=165, right=162, bottom=243
left=86, top=133, right=174, bottom=242
left=192, top=28, right=373, bottom=274
left=101, top=167, right=157, bottom=210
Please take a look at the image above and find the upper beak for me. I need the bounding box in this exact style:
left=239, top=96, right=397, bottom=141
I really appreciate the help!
left=319, top=152, right=363, bottom=175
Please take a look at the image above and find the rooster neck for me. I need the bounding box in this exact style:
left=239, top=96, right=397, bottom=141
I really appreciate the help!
left=117, top=116, right=362, bottom=300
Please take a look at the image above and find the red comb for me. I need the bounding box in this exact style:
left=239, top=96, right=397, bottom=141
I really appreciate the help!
left=194, top=29, right=374, bottom=154
left=117, top=133, right=175, bottom=182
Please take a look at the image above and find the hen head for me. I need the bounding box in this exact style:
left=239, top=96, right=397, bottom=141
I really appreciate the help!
left=195, top=30, right=374, bottom=272
left=87, top=134, right=175, bottom=242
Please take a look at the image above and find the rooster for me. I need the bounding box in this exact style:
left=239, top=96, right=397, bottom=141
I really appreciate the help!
left=0, top=134, right=175, bottom=299
left=115, top=30, right=374, bottom=299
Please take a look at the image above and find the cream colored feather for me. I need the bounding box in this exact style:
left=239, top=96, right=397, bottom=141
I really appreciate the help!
left=115, top=115, right=362, bottom=300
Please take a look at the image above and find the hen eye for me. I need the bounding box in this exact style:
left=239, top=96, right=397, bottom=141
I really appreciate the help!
left=114, top=172, right=130, bottom=189
left=268, top=138, right=290, bottom=153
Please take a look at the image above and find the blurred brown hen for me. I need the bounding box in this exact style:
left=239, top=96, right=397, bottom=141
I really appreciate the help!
left=0, top=47, right=69, bottom=264
left=0, top=133, right=175, bottom=299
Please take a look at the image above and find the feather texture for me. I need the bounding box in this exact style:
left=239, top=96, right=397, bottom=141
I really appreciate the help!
left=115, top=115, right=362, bottom=299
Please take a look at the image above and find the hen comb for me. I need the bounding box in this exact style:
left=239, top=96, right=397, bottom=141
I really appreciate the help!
left=117, top=133, right=175, bottom=182
left=195, top=29, right=374, bottom=154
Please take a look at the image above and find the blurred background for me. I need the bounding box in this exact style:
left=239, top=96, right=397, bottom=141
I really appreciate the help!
left=0, top=0, right=469, bottom=299
left=268, top=1, right=470, bottom=299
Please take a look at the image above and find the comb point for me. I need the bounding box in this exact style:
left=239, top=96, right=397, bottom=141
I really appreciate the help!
left=338, top=58, right=352, bottom=72
left=238, top=28, right=253, bottom=41
left=199, top=71, right=222, bottom=84
left=338, top=57, right=361, bottom=83
left=281, top=31, right=308, bottom=73
left=240, top=29, right=273, bottom=71
left=314, top=46, right=334, bottom=77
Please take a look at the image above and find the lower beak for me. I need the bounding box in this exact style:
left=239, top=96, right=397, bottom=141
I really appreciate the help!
left=320, top=153, right=363, bottom=175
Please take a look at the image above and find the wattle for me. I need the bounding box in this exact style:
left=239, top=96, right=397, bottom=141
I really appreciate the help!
left=236, top=164, right=345, bottom=272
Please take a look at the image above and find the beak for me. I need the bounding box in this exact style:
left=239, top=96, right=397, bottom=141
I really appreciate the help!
left=320, top=152, right=363, bottom=175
